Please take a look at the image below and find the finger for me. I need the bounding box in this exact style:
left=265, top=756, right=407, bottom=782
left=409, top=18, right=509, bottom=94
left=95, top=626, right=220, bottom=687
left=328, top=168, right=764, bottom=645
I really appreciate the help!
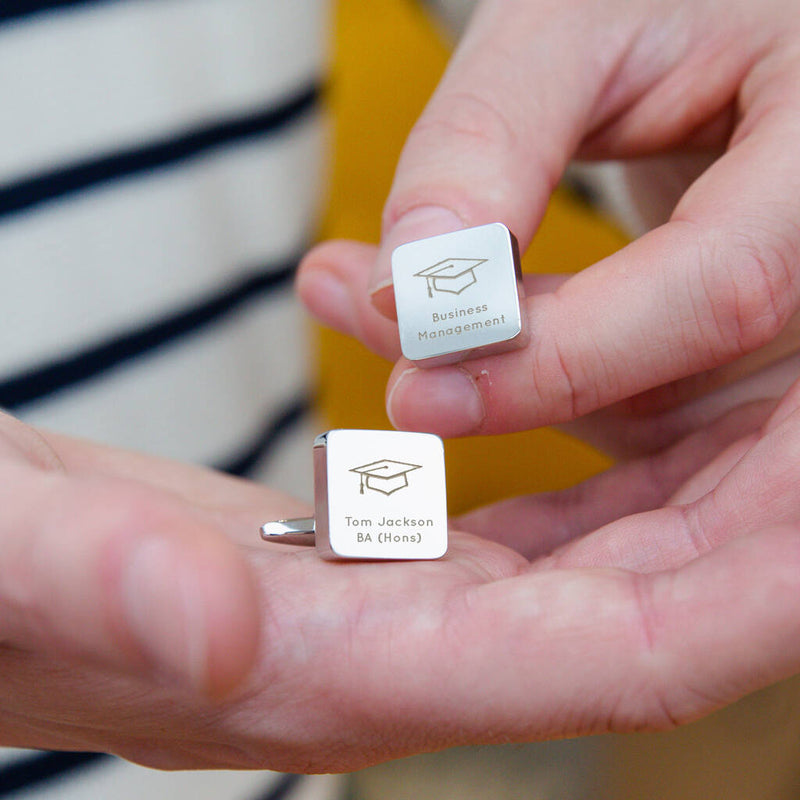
left=562, top=345, right=800, bottom=459
left=317, top=526, right=800, bottom=760
left=0, top=459, right=260, bottom=698
left=0, top=527, right=527, bottom=767
left=308, top=99, right=800, bottom=441
left=367, top=0, right=620, bottom=314
left=455, top=399, right=771, bottom=558
left=365, top=0, right=772, bottom=315
left=461, top=527, right=800, bottom=739
left=550, top=376, right=800, bottom=572
left=386, top=82, right=800, bottom=436
left=297, top=240, right=403, bottom=361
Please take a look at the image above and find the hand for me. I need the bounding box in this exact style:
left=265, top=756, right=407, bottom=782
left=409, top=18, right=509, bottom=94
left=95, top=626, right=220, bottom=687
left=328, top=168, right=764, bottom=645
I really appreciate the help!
left=0, top=410, right=287, bottom=763
left=5, top=396, right=800, bottom=773
left=298, top=0, right=800, bottom=441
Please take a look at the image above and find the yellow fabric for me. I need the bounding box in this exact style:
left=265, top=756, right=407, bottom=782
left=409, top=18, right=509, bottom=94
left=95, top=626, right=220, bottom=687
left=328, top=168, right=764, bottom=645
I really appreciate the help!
left=316, top=0, right=628, bottom=514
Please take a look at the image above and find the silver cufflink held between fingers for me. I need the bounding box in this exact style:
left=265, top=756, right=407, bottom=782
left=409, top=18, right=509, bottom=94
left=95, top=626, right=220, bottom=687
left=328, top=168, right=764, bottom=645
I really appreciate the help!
left=261, top=429, right=448, bottom=561
left=391, top=222, right=528, bottom=367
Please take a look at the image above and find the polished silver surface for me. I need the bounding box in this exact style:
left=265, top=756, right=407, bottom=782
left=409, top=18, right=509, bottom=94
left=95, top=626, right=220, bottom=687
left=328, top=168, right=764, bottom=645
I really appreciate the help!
left=314, top=429, right=448, bottom=560
left=392, top=222, right=527, bottom=366
left=261, top=430, right=448, bottom=560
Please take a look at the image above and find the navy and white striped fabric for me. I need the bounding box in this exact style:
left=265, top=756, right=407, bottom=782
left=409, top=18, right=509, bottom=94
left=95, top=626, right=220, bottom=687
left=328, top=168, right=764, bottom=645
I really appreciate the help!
left=0, top=1, right=342, bottom=797
left=0, top=0, right=325, bottom=487
left=0, top=748, right=346, bottom=800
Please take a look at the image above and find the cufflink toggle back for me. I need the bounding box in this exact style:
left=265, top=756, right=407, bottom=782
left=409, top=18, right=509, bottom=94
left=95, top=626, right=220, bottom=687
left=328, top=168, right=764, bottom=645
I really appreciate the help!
left=261, top=429, right=448, bottom=560
left=392, top=222, right=528, bottom=367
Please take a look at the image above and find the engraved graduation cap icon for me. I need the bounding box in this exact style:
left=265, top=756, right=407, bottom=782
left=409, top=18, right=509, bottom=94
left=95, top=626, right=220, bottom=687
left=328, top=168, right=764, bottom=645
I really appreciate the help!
left=414, top=257, right=487, bottom=298
left=350, top=458, right=422, bottom=496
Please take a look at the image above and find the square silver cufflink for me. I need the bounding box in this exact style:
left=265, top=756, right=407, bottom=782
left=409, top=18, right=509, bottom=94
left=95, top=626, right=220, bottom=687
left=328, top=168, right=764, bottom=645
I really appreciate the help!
left=391, top=222, right=528, bottom=367
left=261, top=429, right=448, bottom=560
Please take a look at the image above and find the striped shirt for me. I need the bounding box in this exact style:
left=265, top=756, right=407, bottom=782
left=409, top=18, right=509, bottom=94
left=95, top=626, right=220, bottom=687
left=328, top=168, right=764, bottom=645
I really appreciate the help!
left=0, top=1, right=342, bottom=797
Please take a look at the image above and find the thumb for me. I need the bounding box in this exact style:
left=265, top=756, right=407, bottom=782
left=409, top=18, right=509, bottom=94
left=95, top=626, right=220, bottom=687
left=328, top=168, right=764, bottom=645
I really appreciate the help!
left=0, top=458, right=260, bottom=698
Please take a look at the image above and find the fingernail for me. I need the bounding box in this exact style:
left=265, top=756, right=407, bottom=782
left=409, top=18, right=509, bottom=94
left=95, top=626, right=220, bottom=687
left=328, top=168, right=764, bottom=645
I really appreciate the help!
left=388, top=366, right=485, bottom=437
left=121, top=539, right=207, bottom=690
left=370, top=205, right=467, bottom=299
left=298, top=268, right=357, bottom=336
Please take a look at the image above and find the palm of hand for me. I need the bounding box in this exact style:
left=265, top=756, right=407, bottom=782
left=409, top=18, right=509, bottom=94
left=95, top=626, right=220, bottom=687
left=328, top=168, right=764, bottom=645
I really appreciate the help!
left=3, top=389, right=800, bottom=773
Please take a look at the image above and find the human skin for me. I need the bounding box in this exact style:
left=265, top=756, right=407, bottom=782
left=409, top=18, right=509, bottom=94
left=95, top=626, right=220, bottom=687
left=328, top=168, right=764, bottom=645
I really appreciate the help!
left=289, top=0, right=800, bottom=760
left=297, top=0, right=800, bottom=444
left=11, top=0, right=800, bottom=777
left=4, top=388, right=800, bottom=773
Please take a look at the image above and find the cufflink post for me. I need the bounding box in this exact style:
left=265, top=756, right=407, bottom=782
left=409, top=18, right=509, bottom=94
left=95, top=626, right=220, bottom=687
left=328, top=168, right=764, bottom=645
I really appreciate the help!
left=260, top=518, right=316, bottom=546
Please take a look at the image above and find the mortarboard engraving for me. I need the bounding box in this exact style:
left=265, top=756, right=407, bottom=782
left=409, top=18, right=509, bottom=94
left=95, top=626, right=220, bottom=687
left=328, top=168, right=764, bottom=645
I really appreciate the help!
left=317, top=430, right=446, bottom=559
left=414, top=257, right=487, bottom=297
left=350, top=458, right=422, bottom=495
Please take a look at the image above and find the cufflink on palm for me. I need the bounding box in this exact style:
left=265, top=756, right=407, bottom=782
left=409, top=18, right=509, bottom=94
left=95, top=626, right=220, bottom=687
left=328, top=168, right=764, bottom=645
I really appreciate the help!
left=392, top=222, right=528, bottom=367
left=260, top=429, right=448, bottom=560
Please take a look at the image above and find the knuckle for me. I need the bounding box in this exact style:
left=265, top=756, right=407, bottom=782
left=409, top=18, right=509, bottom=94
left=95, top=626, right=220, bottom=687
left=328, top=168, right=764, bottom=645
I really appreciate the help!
left=627, top=573, right=692, bottom=732
left=546, top=336, right=581, bottom=421
left=384, top=89, right=539, bottom=228
left=527, top=297, right=582, bottom=422
left=533, top=305, right=620, bottom=423
left=698, top=221, right=799, bottom=358
left=414, top=89, right=520, bottom=156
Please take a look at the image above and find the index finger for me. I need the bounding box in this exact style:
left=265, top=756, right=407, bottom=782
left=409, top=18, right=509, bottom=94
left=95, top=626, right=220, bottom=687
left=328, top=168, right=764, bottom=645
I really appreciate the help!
left=301, top=3, right=800, bottom=436
left=386, top=92, right=800, bottom=435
